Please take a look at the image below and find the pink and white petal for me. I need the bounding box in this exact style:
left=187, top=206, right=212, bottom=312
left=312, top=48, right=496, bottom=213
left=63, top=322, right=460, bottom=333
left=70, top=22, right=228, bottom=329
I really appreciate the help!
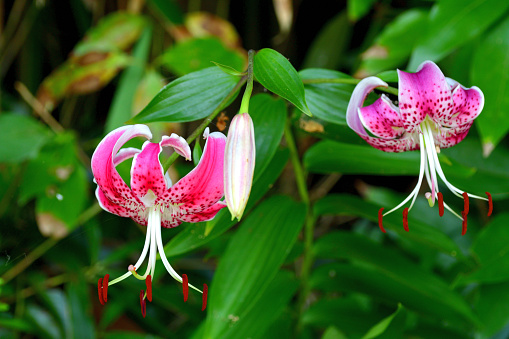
left=91, top=125, right=151, bottom=207
left=435, top=122, right=473, bottom=149
left=443, top=85, right=484, bottom=127
left=161, top=217, right=182, bottom=229
left=96, top=187, right=139, bottom=218
left=346, top=77, right=388, bottom=137
left=398, top=61, right=453, bottom=132
left=361, top=134, right=418, bottom=153
left=164, top=131, right=226, bottom=214
left=178, top=201, right=227, bottom=223
left=161, top=134, right=192, bottom=161
left=131, top=142, right=168, bottom=205
left=131, top=214, right=148, bottom=227
left=113, top=147, right=140, bottom=166
left=359, top=95, right=405, bottom=139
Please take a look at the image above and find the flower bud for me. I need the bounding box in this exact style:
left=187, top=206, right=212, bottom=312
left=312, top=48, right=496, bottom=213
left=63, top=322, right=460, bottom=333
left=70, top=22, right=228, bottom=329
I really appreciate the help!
left=224, top=113, right=256, bottom=221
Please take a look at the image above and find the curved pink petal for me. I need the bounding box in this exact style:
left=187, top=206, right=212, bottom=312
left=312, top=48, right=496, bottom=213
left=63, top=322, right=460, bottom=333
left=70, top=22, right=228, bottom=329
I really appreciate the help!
left=114, top=147, right=140, bottom=166
left=436, top=122, right=473, bottom=149
left=95, top=187, right=139, bottom=218
left=91, top=125, right=151, bottom=208
left=398, top=61, right=453, bottom=133
left=131, top=142, right=168, bottom=206
left=161, top=133, right=192, bottom=161
left=359, top=95, right=405, bottom=139
left=346, top=77, right=388, bottom=137
left=439, top=85, right=484, bottom=128
left=178, top=201, right=227, bottom=223
left=361, top=134, right=418, bottom=153
left=163, top=131, right=226, bottom=214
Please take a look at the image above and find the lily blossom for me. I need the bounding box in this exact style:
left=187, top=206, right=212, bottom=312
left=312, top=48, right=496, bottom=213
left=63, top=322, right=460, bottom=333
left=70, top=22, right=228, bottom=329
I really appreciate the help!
left=91, top=124, right=226, bottom=315
left=347, top=61, right=492, bottom=234
left=224, top=113, right=256, bottom=221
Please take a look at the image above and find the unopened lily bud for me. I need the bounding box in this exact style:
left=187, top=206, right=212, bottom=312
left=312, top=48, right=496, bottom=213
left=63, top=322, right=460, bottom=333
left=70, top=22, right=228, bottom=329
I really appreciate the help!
left=224, top=113, right=256, bottom=221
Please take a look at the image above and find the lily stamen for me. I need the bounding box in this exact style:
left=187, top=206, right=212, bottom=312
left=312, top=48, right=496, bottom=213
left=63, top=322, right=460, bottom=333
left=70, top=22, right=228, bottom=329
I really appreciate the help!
left=437, top=192, right=444, bottom=216
left=486, top=192, right=493, bottom=216
left=183, top=274, right=189, bottom=302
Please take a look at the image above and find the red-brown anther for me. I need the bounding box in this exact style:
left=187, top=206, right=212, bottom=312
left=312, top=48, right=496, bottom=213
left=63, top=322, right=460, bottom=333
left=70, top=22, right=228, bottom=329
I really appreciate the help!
left=102, top=274, right=109, bottom=303
left=437, top=192, right=444, bottom=217
left=378, top=208, right=386, bottom=233
left=182, top=274, right=189, bottom=302
left=97, top=278, right=104, bottom=305
left=462, top=192, right=469, bottom=215
left=403, top=208, right=409, bottom=232
left=461, top=211, right=468, bottom=236
left=202, top=284, right=208, bottom=311
left=140, top=290, right=146, bottom=318
left=146, top=275, right=152, bottom=302
left=486, top=192, right=493, bottom=216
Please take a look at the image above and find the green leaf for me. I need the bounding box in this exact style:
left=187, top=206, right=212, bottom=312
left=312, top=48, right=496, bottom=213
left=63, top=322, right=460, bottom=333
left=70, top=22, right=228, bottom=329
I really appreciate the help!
left=203, top=196, right=307, bottom=338
left=221, top=271, right=299, bottom=339
left=311, top=232, right=479, bottom=327
left=304, top=140, right=420, bottom=175
left=303, top=297, right=387, bottom=338
left=362, top=304, right=406, bottom=339
left=192, top=139, right=202, bottom=167
left=322, top=327, right=348, bottom=339
left=348, top=0, right=377, bottom=22
left=475, top=281, right=509, bottom=337
left=471, top=15, right=509, bottom=151
left=0, top=114, right=51, bottom=163
left=358, top=9, right=428, bottom=75
left=26, top=304, right=61, bottom=339
left=440, top=138, right=509, bottom=198
left=302, top=11, right=351, bottom=69
left=253, top=48, right=311, bottom=115
left=159, top=37, right=246, bottom=76
left=165, top=148, right=289, bottom=257
left=249, top=93, right=287, bottom=179
left=213, top=61, right=245, bottom=76
left=131, top=67, right=241, bottom=123
left=408, top=0, right=509, bottom=69
left=105, top=26, right=152, bottom=132
left=314, top=194, right=462, bottom=255
left=72, top=12, right=146, bottom=56
left=299, top=69, right=355, bottom=125
left=457, top=214, right=509, bottom=285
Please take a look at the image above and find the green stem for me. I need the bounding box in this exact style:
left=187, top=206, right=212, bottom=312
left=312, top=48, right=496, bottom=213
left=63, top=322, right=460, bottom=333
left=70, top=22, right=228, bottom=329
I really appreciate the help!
left=284, top=120, right=309, bottom=205
left=239, top=50, right=255, bottom=114
left=284, top=119, right=316, bottom=335
left=162, top=72, right=248, bottom=172
left=302, top=78, right=399, bottom=96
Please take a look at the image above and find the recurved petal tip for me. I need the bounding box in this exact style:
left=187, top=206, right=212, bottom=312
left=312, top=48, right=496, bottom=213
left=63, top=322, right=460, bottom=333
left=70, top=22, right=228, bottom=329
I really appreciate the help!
left=347, top=77, right=388, bottom=137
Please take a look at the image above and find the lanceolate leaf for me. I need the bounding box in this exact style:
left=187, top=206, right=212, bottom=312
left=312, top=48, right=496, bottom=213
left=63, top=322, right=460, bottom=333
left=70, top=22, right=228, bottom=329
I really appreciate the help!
left=312, top=232, right=480, bottom=327
left=249, top=93, right=287, bottom=179
left=203, top=196, right=307, bottom=338
left=130, top=67, right=241, bottom=123
left=254, top=48, right=311, bottom=116
left=105, top=26, right=153, bottom=132
left=408, top=0, right=509, bottom=69
left=299, top=68, right=354, bottom=125
left=164, top=148, right=289, bottom=257
left=304, top=140, right=420, bottom=175
left=471, top=16, right=509, bottom=152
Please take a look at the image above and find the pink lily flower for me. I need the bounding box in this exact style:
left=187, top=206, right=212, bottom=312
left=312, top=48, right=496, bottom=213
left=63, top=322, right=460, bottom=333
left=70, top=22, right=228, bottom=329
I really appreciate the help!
left=347, top=60, right=492, bottom=234
left=224, top=113, right=256, bottom=221
left=91, top=124, right=226, bottom=315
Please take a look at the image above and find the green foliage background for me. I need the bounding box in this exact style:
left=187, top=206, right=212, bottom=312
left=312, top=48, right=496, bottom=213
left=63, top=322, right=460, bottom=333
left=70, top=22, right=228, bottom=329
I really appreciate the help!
left=1, top=0, right=509, bottom=338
